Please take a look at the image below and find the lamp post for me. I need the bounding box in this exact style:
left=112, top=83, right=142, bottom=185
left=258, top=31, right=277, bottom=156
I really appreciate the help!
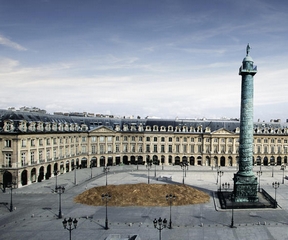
left=281, top=164, right=286, bottom=184
left=74, top=166, right=77, bottom=185
left=230, top=193, right=236, bottom=228
left=270, top=162, right=276, bottom=177
left=90, top=163, right=93, bottom=179
left=54, top=170, right=59, bottom=189
left=146, top=161, right=152, bottom=184
left=180, top=162, right=188, bottom=184
left=102, top=193, right=111, bottom=230
left=54, top=186, right=65, bottom=218
left=222, top=182, right=230, bottom=191
left=166, top=194, right=176, bottom=229
left=103, top=166, right=110, bottom=186
left=154, top=159, right=157, bottom=178
left=257, top=171, right=262, bottom=192
left=218, top=171, right=224, bottom=191
left=153, top=217, right=167, bottom=240
left=7, top=182, right=16, bottom=212
left=272, top=181, right=280, bottom=208
left=62, top=217, right=78, bottom=240
left=216, top=166, right=221, bottom=185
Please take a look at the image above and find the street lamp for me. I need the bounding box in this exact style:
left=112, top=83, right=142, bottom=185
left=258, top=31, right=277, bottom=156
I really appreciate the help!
left=102, top=193, right=111, bottom=230
left=103, top=166, right=110, bottom=186
left=74, top=166, right=77, bottom=185
left=54, top=170, right=59, bottom=189
left=54, top=186, right=65, bottom=218
left=257, top=171, right=262, bottom=192
left=166, top=194, right=176, bottom=229
left=216, top=166, right=221, bottom=185
left=281, top=164, right=286, bottom=184
left=153, top=217, right=167, bottom=240
left=146, top=160, right=152, bottom=184
left=7, top=182, right=16, bottom=212
left=222, top=182, right=230, bottom=191
left=272, top=182, right=280, bottom=208
left=270, top=162, right=276, bottom=177
left=153, top=159, right=157, bottom=177
left=180, top=162, right=188, bottom=184
left=230, top=193, right=236, bottom=228
left=218, top=171, right=224, bottom=191
left=62, top=217, right=78, bottom=240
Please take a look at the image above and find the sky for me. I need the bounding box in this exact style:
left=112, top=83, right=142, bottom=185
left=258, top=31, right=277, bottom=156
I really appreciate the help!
left=0, top=0, right=288, bottom=121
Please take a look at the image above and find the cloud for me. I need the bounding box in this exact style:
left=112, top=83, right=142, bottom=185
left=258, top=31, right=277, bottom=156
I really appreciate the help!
left=0, top=35, right=27, bottom=51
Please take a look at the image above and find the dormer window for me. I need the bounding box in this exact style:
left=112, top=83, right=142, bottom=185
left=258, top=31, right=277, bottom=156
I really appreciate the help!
left=153, top=125, right=158, bottom=131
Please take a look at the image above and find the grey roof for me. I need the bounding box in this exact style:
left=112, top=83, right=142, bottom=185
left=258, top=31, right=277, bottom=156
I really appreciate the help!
left=0, top=109, right=287, bottom=134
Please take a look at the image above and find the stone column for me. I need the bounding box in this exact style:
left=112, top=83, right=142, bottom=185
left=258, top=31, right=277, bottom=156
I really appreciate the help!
left=233, top=44, right=258, bottom=202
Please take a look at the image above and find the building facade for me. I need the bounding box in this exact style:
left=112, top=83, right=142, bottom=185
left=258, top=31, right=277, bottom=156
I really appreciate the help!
left=1, top=109, right=288, bottom=188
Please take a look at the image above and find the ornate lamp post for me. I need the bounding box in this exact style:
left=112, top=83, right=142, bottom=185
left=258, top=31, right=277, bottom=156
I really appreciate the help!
left=180, top=162, right=188, bottom=184
left=7, top=182, right=16, bottom=212
left=272, top=182, right=280, bottom=208
left=153, top=217, right=167, bottom=240
left=62, top=217, right=78, bottom=240
left=257, top=171, right=262, bottom=192
left=166, top=194, right=176, bottom=229
left=54, top=186, right=65, bottom=218
left=146, top=160, right=152, bottom=184
left=222, top=182, right=230, bottom=191
left=218, top=171, right=224, bottom=191
left=103, top=166, right=110, bottom=186
left=102, top=193, right=111, bottom=230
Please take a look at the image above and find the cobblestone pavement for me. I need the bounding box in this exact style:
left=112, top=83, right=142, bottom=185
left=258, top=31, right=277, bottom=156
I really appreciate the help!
left=0, top=165, right=288, bottom=240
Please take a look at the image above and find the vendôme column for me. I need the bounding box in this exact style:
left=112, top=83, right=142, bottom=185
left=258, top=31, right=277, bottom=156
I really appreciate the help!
left=233, top=44, right=258, bottom=203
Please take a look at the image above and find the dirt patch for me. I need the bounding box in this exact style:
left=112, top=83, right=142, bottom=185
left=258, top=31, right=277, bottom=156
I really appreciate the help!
left=74, top=183, right=210, bottom=207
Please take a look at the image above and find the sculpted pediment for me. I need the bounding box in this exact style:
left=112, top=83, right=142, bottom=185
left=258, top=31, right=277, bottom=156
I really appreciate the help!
left=89, top=126, right=115, bottom=133
left=212, top=128, right=234, bottom=135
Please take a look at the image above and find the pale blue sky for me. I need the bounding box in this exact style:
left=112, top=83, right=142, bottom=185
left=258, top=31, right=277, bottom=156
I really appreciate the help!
left=0, top=0, right=288, bottom=121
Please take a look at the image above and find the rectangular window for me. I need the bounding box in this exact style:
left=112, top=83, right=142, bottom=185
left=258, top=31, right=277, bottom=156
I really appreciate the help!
left=39, top=150, right=43, bottom=161
left=100, top=136, right=105, bottom=142
left=53, top=138, right=57, bottom=144
left=168, top=145, right=172, bottom=153
left=5, top=140, right=11, bottom=147
left=161, top=145, right=165, bottom=153
left=21, top=152, right=26, bottom=166
left=146, top=137, right=150, bottom=141
left=82, top=137, right=87, bottom=142
left=176, top=145, right=180, bottom=153
left=31, top=151, right=35, bottom=163
left=183, top=145, right=187, bottom=153
left=139, top=136, right=143, bottom=142
left=138, top=144, right=143, bottom=153
left=22, top=139, right=27, bottom=147
left=91, top=136, right=96, bottom=142
left=191, top=145, right=194, bottom=153
left=107, top=136, right=112, bottom=142
left=31, top=139, right=35, bottom=147
left=153, top=145, right=157, bottom=153
left=123, top=144, right=127, bottom=153
left=82, top=146, right=87, bottom=153
left=100, top=144, right=105, bottom=154
left=146, top=144, right=150, bottom=153
left=91, top=145, right=96, bottom=154
left=116, top=144, right=120, bottom=153
left=108, top=144, right=112, bottom=153
left=5, top=153, right=12, bottom=167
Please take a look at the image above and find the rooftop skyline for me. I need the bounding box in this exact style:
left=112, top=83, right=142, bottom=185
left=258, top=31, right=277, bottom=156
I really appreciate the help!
left=1, top=0, right=288, bottom=121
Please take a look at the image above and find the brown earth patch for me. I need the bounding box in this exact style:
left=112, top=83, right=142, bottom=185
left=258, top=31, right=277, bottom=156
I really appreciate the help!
left=74, top=183, right=210, bottom=207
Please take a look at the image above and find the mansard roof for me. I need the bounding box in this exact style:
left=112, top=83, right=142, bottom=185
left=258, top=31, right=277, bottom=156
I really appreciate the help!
left=0, top=109, right=288, bottom=134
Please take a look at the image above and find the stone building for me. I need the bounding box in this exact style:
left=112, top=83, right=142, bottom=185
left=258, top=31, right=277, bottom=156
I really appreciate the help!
left=0, top=109, right=288, bottom=188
